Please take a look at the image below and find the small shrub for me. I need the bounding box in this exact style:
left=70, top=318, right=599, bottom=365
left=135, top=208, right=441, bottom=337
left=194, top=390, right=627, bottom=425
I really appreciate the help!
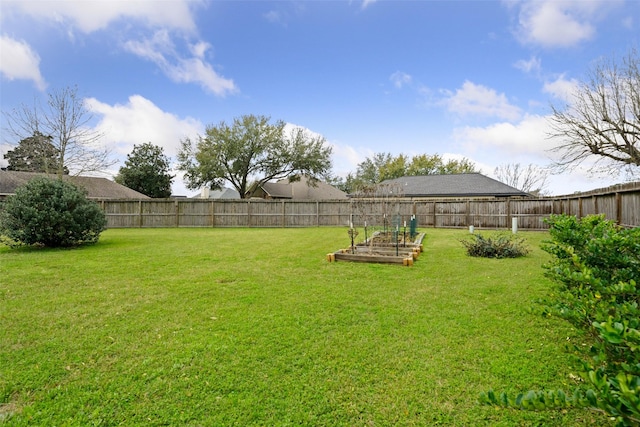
left=0, top=177, right=107, bottom=247
left=461, top=233, right=529, bottom=259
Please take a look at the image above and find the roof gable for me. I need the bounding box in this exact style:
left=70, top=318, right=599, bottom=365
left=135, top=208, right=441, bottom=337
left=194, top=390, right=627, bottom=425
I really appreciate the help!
left=255, top=176, right=347, bottom=200
left=378, top=173, right=530, bottom=197
left=261, top=182, right=292, bottom=198
left=0, top=170, right=149, bottom=199
left=196, top=187, right=241, bottom=199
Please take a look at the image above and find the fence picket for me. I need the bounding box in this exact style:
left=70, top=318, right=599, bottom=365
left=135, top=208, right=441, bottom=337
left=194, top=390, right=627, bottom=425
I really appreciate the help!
left=98, top=182, right=640, bottom=230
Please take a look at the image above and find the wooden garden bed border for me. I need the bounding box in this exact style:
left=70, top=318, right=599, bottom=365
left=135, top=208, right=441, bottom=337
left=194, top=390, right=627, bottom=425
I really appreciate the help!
left=327, top=232, right=425, bottom=266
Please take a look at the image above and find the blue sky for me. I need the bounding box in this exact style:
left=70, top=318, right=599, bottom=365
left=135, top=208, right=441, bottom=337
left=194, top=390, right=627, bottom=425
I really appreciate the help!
left=1, top=0, right=639, bottom=196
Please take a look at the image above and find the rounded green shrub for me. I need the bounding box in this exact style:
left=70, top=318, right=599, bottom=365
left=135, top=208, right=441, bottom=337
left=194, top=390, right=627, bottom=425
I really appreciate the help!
left=0, top=177, right=107, bottom=247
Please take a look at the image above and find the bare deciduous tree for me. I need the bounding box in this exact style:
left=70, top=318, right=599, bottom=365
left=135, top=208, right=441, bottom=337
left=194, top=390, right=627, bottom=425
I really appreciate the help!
left=494, top=163, right=550, bottom=196
left=548, top=48, right=640, bottom=178
left=3, top=86, right=113, bottom=176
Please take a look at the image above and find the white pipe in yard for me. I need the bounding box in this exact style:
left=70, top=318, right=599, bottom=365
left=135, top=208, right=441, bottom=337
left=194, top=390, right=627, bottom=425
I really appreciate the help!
left=512, top=217, right=518, bottom=234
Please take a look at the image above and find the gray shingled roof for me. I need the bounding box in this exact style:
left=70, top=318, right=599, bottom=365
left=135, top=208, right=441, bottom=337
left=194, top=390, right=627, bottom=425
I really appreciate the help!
left=195, top=187, right=241, bottom=199
left=378, top=173, right=530, bottom=198
left=0, top=170, right=149, bottom=199
left=261, top=182, right=292, bottom=198
left=259, top=176, right=347, bottom=199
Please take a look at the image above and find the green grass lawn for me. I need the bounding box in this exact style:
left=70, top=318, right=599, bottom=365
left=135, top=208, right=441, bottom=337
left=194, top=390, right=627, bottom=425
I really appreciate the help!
left=0, top=228, right=609, bottom=426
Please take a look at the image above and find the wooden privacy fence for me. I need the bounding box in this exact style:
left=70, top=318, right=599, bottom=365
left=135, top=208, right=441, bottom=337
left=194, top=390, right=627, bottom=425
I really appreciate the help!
left=99, top=182, right=640, bottom=229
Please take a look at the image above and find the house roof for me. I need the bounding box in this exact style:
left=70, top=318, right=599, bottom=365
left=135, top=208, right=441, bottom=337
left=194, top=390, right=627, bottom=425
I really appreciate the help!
left=256, top=176, right=347, bottom=200
left=260, top=182, right=294, bottom=198
left=196, top=187, right=241, bottom=199
left=0, top=170, right=149, bottom=199
left=376, top=173, right=530, bottom=198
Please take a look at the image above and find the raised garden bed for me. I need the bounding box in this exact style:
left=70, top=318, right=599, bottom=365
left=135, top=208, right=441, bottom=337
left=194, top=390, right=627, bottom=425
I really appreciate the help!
left=327, top=231, right=425, bottom=266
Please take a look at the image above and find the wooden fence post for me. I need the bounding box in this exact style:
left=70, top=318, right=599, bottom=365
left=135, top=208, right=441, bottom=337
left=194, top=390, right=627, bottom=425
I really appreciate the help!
left=578, top=197, right=583, bottom=219
left=282, top=200, right=286, bottom=227
left=465, top=201, right=471, bottom=227
left=432, top=201, right=437, bottom=228
left=616, top=192, right=622, bottom=225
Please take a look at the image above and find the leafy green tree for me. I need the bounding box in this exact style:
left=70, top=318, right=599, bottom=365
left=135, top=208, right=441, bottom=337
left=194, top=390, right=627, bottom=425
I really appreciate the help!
left=115, top=143, right=173, bottom=198
left=379, top=154, right=408, bottom=181
left=0, top=177, right=106, bottom=247
left=436, top=157, right=478, bottom=174
left=177, top=115, right=333, bottom=198
left=3, top=131, right=68, bottom=174
left=406, top=153, right=444, bottom=176
left=346, top=152, right=478, bottom=192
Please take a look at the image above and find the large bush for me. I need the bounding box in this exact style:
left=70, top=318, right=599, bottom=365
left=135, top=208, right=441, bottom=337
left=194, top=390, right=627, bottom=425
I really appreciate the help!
left=481, top=214, right=640, bottom=426
left=0, top=177, right=107, bottom=247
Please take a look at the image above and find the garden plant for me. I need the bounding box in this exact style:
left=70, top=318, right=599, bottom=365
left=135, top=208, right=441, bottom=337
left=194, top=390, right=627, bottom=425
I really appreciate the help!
left=0, top=177, right=106, bottom=248
left=461, top=232, right=530, bottom=259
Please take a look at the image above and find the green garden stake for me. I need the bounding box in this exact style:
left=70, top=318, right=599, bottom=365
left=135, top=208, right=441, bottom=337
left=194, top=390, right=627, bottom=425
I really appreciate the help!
left=410, top=215, right=417, bottom=239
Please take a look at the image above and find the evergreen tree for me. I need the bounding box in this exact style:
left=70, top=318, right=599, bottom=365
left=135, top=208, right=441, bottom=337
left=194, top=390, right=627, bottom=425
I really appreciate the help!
left=116, top=143, right=173, bottom=198
left=0, top=177, right=106, bottom=247
left=4, top=131, right=67, bottom=174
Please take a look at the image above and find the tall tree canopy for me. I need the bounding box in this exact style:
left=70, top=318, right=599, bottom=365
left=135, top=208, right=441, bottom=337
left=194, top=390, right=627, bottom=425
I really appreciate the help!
left=3, top=131, right=67, bottom=174
left=340, top=152, right=477, bottom=193
left=177, top=115, right=333, bottom=198
left=548, top=48, right=640, bottom=177
left=115, top=143, right=173, bottom=198
left=3, top=86, right=113, bottom=176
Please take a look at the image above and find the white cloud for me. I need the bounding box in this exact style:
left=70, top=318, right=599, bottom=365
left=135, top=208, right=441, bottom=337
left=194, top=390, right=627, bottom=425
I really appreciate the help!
left=282, top=122, right=359, bottom=178
left=123, top=29, right=172, bottom=62
left=5, top=0, right=198, bottom=34
left=169, top=56, right=236, bottom=96
left=124, top=31, right=237, bottom=97
left=330, top=143, right=364, bottom=177
left=514, top=55, right=541, bottom=75
left=513, top=0, right=620, bottom=48
left=189, top=41, right=209, bottom=59
left=85, top=94, right=205, bottom=195
left=85, top=95, right=203, bottom=158
left=0, top=35, right=46, bottom=90
left=4, top=0, right=234, bottom=96
left=543, top=75, right=579, bottom=103
left=452, top=114, right=625, bottom=194
left=442, top=81, right=522, bottom=121
left=0, top=142, right=12, bottom=168
left=454, top=114, right=554, bottom=159
left=389, top=71, right=412, bottom=89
